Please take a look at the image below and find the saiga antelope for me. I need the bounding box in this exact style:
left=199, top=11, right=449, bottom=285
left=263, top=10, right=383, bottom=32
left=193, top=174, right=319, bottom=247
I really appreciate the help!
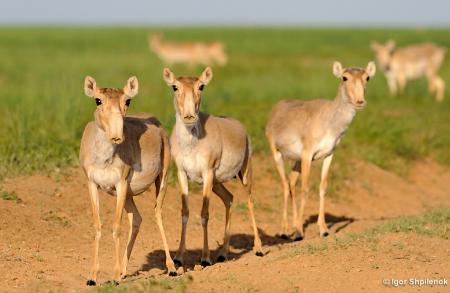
left=149, top=34, right=227, bottom=67
left=266, top=61, right=376, bottom=240
left=163, top=67, right=263, bottom=267
left=79, top=76, right=176, bottom=285
left=371, top=40, right=446, bottom=101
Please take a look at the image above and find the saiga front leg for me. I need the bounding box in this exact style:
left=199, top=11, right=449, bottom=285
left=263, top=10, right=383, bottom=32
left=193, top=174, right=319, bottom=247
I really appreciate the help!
left=200, top=168, right=214, bottom=266
left=112, top=179, right=128, bottom=283
left=174, top=169, right=189, bottom=267
left=318, top=154, right=333, bottom=237
left=86, top=181, right=101, bottom=286
left=295, top=153, right=312, bottom=241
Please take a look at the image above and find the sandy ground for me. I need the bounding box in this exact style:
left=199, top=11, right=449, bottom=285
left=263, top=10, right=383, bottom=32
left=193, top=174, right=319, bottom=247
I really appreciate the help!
left=1, top=156, right=449, bottom=292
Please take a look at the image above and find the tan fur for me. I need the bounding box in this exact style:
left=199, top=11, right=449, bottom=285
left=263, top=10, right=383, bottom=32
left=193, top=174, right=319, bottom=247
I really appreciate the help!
left=371, top=41, right=446, bottom=101
left=79, top=76, right=176, bottom=285
left=266, top=61, right=376, bottom=240
left=163, top=67, right=263, bottom=266
left=149, top=34, right=227, bottom=66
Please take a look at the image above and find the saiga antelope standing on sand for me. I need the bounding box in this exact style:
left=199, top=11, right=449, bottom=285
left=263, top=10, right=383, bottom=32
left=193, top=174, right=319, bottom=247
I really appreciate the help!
left=266, top=61, right=376, bottom=240
left=80, top=76, right=177, bottom=285
left=149, top=34, right=227, bottom=67
left=371, top=41, right=446, bottom=101
left=163, top=67, right=263, bottom=267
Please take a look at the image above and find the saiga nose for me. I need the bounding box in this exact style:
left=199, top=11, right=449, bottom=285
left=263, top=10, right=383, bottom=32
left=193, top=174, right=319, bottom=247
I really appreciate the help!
left=111, top=137, right=123, bottom=144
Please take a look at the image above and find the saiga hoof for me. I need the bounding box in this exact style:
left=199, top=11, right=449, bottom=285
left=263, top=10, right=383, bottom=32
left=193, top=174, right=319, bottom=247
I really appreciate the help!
left=293, top=234, right=304, bottom=241
left=86, top=279, right=96, bottom=286
left=320, top=231, right=330, bottom=238
left=201, top=260, right=212, bottom=267
left=279, top=234, right=290, bottom=240
left=173, top=258, right=183, bottom=268
left=105, top=280, right=119, bottom=286
left=216, top=255, right=226, bottom=262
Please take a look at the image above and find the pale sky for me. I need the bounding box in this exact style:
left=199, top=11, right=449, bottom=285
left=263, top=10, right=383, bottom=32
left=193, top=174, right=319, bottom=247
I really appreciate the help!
left=1, top=0, right=449, bottom=26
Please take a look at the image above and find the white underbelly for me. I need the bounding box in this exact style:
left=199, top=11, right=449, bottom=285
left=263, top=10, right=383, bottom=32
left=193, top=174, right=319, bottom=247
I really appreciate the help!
left=89, top=167, right=121, bottom=192
left=177, top=153, right=242, bottom=184
left=89, top=167, right=120, bottom=192
left=179, top=153, right=206, bottom=184
left=215, top=155, right=243, bottom=183
left=313, top=135, right=339, bottom=161
left=278, top=140, right=303, bottom=161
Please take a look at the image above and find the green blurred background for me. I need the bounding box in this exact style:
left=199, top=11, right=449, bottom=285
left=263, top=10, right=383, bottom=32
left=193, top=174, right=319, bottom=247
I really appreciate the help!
left=0, top=27, right=449, bottom=178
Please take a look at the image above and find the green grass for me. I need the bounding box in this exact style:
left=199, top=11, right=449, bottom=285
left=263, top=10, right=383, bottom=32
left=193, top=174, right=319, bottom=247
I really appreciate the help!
left=0, top=187, right=22, bottom=203
left=0, top=27, right=449, bottom=178
left=349, top=207, right=450, bottom=240
left=85, top=275, right=191, bottom=293
left=280, top=207, right=450, bottom=259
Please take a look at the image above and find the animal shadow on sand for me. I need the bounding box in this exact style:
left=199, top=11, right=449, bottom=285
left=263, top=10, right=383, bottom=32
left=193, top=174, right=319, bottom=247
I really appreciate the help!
left=131, top=215, right=355, bottom=277
left=132, top=229, right=290, bottom=276
left=303, top=213, right=355, bottom=234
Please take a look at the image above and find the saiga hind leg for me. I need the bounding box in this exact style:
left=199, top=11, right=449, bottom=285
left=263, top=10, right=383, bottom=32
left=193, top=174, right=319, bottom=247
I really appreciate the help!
left=120, top=196, right=142, bottom=279
left=239, top=147, right=263, bottom=256
left=267, top=136, right=291, bottom=238
left=212, top=183, right=233, bottom=262
left=318, top=154, right=333, bottom=237
left=154, top=136, right=177, bottom=276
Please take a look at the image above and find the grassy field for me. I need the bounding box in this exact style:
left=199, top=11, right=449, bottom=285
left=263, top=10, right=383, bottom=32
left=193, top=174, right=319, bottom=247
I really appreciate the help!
left=0, top=27, right=449, bottom=178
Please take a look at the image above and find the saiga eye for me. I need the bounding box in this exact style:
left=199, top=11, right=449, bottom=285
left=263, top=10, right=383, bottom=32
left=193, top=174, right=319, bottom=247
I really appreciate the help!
left=95, top=98, right=102, bottom=106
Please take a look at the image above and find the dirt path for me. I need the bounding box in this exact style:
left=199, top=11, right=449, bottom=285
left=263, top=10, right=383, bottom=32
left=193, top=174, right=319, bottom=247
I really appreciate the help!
left=1, top=156, right=449, bottom=292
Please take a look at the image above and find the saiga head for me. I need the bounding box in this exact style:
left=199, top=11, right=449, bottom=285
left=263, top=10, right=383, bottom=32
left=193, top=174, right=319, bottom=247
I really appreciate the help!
left=333, top=61, right=376, bottom=109
left=149, top=34, right=162, bottom=50
left=84, top=76, right=138, bottom=144
left=163, top=67, right=213, bottom=127
left=370, top=40, right=396, bottom=72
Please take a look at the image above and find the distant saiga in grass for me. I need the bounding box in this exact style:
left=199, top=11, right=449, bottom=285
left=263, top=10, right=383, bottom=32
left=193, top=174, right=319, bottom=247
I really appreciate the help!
left=163, top=67, right=263, bottom=267
left=79, top=76, right=177, bottom=286
left=266, top=61, right=376, bottom=241
left=371, top=40, right=446, bottom=101
left=149, top=34, right=227, bottom=67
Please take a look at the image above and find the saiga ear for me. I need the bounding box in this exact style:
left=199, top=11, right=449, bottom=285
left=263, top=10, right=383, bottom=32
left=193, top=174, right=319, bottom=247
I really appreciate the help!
left=385, top=40, right=396, bottom=52
left=84, top=76, right=97, bottom=97
left=199, top=67, right=213, bottom=85
left=124, top=76, right=139, bottom=98
left=163, top=68, right=176, bottom=85
left=370, top=41, right=380, bottom=51
left=332, top=61, right=344, bottom=78
left=366, top=61, right=376, bottom=77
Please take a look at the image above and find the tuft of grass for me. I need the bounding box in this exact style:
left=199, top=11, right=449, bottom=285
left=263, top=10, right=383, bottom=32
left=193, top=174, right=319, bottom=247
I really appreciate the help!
left=360, top=207, right=450, bottom=240
left=281, top=207, right=450, bottom=259
left=233, top=202, right=248, bottom=214
left=33, top=253, right=45, bottom=263
left=88, top=275, right=192, bottom=293
left=0, top=188, right=22, bottom=203
left=278, top=242, right=329, bottom=260
left=43, top=210, right=71, bottom=227
left=335, top=207, right=450, bottom=250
